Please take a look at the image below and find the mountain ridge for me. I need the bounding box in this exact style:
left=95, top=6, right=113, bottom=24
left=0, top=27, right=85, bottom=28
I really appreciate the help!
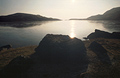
left=0, top=13, right=60, bottom=22
left=69, top=7, right=120, bottom=20
left=87, top=7, right=120, bottom=20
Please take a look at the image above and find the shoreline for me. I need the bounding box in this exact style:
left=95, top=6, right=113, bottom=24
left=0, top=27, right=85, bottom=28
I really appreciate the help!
left=0, top=38, right=120, bottom=69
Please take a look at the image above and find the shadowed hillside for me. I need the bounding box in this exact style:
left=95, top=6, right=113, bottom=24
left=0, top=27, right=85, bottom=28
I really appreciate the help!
left=87, top=7, right=120, bottom=20
left=0, top=13, right=60, bottom=22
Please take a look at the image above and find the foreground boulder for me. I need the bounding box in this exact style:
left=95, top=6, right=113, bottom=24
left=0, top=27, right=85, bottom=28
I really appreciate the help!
left=27, top=34, right=88, bottom=78
left=0, top=56, right=32, bottom=78
left=32, top=34, right=88, bottom=64
left=87, top=29, right=120, bottom=39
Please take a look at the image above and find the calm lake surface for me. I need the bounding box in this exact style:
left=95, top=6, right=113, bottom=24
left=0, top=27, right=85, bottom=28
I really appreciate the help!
left=0, top=20, right=120, bottom=48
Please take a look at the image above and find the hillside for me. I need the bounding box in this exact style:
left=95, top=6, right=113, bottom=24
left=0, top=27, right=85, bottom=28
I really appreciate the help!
left=0, top=13, right=60, bottom=22
left=87, top=7, right=120, bottom=20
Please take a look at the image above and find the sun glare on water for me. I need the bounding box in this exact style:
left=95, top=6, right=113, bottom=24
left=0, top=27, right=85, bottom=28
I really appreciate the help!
left=70, top=21, right=76, bottom=39
left=70, top=32, right=75, bottom=38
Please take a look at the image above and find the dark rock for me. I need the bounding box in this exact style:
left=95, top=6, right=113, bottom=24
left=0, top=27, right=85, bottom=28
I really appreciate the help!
left=87, top=29, right=120, bottom=39
left=112, top=32, right=120, bottom=39
left=0, top=44, right=12, bottom=51
left=32, top=34, right=87, bottom=64
left=83, top=37, right=89, bottom=40
left=28, top=34, right=88, bottom=78
left=89, top=41, right=111, bottom=64
left=0, top=56, right=32, bottom=78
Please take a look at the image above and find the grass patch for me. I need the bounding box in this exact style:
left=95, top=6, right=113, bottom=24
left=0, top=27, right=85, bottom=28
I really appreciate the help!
left=0, top=45, right=37, bottom=70
left=83, top=38, right=120, bottom=78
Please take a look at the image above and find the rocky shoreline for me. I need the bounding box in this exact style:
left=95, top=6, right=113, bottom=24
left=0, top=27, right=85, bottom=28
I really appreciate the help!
left=87, top=29, right=120, bottom=39
left=0, top=30, right=120, bottom=78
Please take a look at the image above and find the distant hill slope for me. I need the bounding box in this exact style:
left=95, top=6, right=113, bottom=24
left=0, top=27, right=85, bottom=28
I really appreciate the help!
left=0, top=13, right=60, bottom=22
left=87, top=7, right=120, bottom=20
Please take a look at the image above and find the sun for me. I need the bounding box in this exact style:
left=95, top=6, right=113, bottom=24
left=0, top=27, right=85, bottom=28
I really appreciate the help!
left=72, top=0, right=75, bottom=3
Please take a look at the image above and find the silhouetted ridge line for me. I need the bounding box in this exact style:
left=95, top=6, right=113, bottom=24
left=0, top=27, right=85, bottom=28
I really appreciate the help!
left=87, top=7, right=120, bottom=20
left=0, top=13, right=60, bottom=22
left=69, top=7, right=120, bottom=20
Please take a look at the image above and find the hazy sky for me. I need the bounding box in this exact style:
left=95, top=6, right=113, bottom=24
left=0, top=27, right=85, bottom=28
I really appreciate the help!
left=0, top=0, right=120, bottom=19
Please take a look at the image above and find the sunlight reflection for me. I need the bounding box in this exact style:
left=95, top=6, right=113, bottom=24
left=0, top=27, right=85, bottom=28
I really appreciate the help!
left=70, top=21, right=76, bottom=38
left=70, top=32, right=75, bottom=38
